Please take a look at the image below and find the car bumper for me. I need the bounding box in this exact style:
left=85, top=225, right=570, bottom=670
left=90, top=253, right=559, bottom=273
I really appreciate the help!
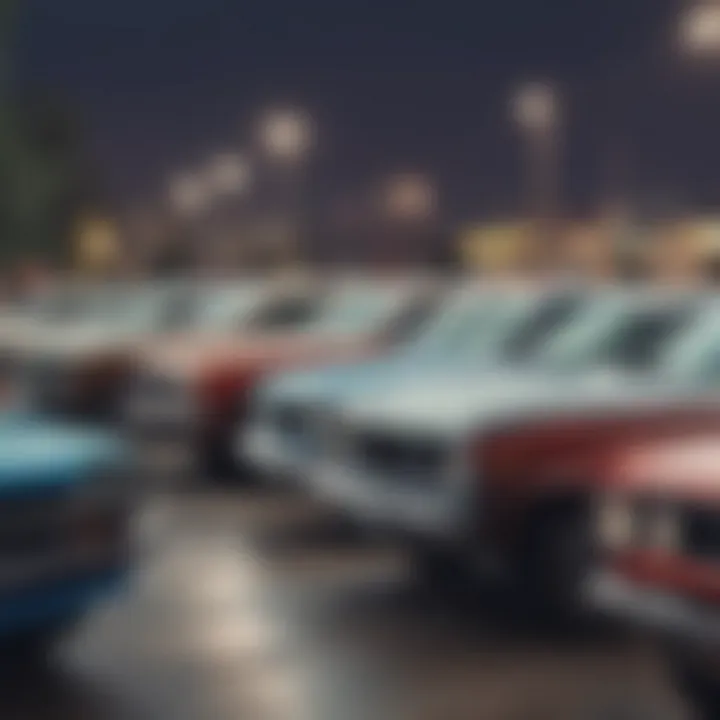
left=240, top=424, right=313, bottom=484
left=308, top=460, right=467, bottom=541
left=28, top=379, right=123, bottom=424
left=587, top=571, right=720, bottom=646
left=0, top=566, right=128, bottom=638
left=125, top=406, right=198, bottom=478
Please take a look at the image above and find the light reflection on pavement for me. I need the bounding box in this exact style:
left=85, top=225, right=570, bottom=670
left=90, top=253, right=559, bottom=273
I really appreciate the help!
left=0, top=490, right=695, bottom=720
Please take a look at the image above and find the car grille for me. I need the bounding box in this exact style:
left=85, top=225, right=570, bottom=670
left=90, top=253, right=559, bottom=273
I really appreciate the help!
left=350, top=430, right=451, bottom=486
left=0, top=348, right=21, bottom=384
left=0, top=475, right=129, bottom=571
left=273, top=403, right=309, bottom=437
left=23, top=356, right=71, bottom=412
left=136, top=373, right=181, bottom=404
left=683, top=507, right=720, bottom=559
left=128, top=373, right=193, bottom=432
left=269, top=402, right=324, bottom=453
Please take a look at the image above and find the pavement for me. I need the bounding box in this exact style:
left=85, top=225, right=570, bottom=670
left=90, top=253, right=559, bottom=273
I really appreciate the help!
left=0, top=486, right=697, bottom=720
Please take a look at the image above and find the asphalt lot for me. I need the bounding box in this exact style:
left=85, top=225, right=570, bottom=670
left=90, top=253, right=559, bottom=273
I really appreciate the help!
left=0, top=485, right=697, bottom=720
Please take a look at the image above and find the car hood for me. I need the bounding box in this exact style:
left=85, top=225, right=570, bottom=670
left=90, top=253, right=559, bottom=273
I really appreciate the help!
left=0, top=415, right=127, bottom=492
left=609, top=436, right=720, bottom=501
left=14, top=322, right=138, bottom=360
left=142, top=330, right=370, bottom=381
left=342, top=369, right=695, bottom=438
left=260, top=352, right=495, bottom=407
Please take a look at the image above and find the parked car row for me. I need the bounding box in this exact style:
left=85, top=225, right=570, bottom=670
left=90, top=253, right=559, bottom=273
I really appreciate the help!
left=3, top=275, right=720, bottom=716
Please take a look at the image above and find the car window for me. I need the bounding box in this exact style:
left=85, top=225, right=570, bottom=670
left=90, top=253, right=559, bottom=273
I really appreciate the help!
left=384, top=294, right=439, bottom=344
left=661, top=304, right=720, bottom=381
left=68, top=286, right=180, bottom=332
left=406, top=289, right=538, bottom=358
left=177, top=286, right=266, bottom=331
left=536, top=295, right=698, bottom=373
left=24, top=286, right=106, bottom=322
left=304, top=287, right=416, bottom=335
left=250, top=295, right=320, bottom=330
left=500, top=293, right=585, bottom=361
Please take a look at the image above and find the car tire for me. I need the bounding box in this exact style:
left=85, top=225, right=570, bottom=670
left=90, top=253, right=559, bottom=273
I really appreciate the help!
left=200, top=442, right=234, bottom=482
left=408, top=542, right=472, bottom=595
left=2, top=614, right=81, bottom=665
left=668, top=647, right=720, bottom=720
left=518, top=508, right=593, bottom=623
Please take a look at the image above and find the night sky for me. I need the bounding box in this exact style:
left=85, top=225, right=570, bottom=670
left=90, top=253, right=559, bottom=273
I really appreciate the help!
left=16, top=0, right=720, bottom=222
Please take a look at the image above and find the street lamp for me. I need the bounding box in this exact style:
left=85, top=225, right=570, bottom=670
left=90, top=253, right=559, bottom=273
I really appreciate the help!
left=256, top=108, right=315, bottom=265
left=383, top=173, right=437, bottom=221
left=168, top=172, right=212, bottom=217
left=511, top=81, right=560, bottom=269
left=512, top=82, right=557, bottom=134
left=207, top=152, right=252, bottom=196
left=679, top=1, right=720, bottom=58
left=258, top=108, right=314, bottom=163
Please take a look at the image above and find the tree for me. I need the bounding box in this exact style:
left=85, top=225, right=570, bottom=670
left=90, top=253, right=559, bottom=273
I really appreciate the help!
left=0, top=98, right=95, bottom=269
left=0, top=0, right=94, bottom=269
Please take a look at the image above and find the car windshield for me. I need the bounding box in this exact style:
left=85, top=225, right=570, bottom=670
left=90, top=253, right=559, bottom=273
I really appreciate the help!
left=304, top=285, right=414, bottom=335
left=185, top=285, right=266, bottom=331
left=406, top=289, right=583, bottom=362
left=407, top=290, right=533, bottom=357
left=533, top=294, right=698, bottom=373
left=57, top=285, right=185, bottom=332
left=659, top=302, right=720, bottom=381
left=19, top=286, right=108, bottom=323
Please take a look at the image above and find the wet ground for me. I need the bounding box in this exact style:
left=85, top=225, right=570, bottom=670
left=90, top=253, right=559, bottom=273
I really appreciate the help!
left=0, top=487, right=696, bottom=720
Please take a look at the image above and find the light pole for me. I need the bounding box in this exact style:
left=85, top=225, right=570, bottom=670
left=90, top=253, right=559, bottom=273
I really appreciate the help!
left=678, top=1, right=720, bottom=58
left=169, top=172, right=212, bottom=218
left=206, top=152, right=252, bottom=197
left=205, top=152, right=253, bottom=269
left=383, top=173, right=437, bottom=222
left=167, top=171, right=214, bottom=272
left=511, top=82, right=560, bottom=270
left=167, top=153, right=254, bottom=272
left=375, top=173, right=438, bottom=267
left=257, top=108, right=314, bottom=266
left=675, top=1, right=720, bottom=279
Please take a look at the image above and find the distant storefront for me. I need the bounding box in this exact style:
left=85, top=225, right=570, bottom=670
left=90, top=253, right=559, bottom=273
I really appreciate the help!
left=459, top=222, right=533, bottom=275
left=75, top=215, right=122, bottom=276
left=645, top=218, right=720, bottom=281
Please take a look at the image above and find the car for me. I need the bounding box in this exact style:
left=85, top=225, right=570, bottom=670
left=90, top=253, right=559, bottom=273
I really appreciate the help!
left=0, top=282, right=105, bottom=380
left=10, top=281, right=197, bottom=421
left=14, top=278, right=308, bottom=423
left=304, top=286, right=720, bottom=615
left=241, top=282, right=587, bottom=486
left=128, top=276, right=441, bottom=481
left=0, top=409, right=133, bottom=655
left=589, top=435, right=720, bottom=718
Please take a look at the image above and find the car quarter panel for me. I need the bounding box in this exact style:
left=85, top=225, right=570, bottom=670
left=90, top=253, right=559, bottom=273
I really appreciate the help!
left=479, top=404, right=720, bottom=553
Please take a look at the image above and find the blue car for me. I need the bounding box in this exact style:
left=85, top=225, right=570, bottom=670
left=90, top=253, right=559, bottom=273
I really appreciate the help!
left=0, top=411, right=132, bottom=653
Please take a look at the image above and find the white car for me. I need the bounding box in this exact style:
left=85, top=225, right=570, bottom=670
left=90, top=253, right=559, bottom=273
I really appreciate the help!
left=240, top=283, right=587, bottom=484
left=305, top=287, right=720, bottom=612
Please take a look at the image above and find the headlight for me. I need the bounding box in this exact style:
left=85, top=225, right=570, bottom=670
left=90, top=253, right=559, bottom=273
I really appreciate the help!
left=596, top=495, right=635, bottom=551
left=595, top=494, right=681, bottom=553
left=126, top=373, right=193, bottom=422
left=643, top=501, right=681, bottom=553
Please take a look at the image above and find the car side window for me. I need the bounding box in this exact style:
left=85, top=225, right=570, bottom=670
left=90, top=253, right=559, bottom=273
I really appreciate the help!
left=160, top=292, right=198, bottom=330
left=501, top=294, right=582, bottom=361
left=695, top=346, right=720, bottom=383
left=250, top=296, right=319, bottom=330
left=385, top=295, right=439, bottom=344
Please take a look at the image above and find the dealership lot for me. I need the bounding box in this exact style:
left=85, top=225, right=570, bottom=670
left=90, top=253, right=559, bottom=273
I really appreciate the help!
left=0, top=485, right=691, bottom=720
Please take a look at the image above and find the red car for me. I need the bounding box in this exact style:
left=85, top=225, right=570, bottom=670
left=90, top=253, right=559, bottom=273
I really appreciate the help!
left=589, top=435, right=720, bottom=718
left=127, top=276, right=440, bottom=481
